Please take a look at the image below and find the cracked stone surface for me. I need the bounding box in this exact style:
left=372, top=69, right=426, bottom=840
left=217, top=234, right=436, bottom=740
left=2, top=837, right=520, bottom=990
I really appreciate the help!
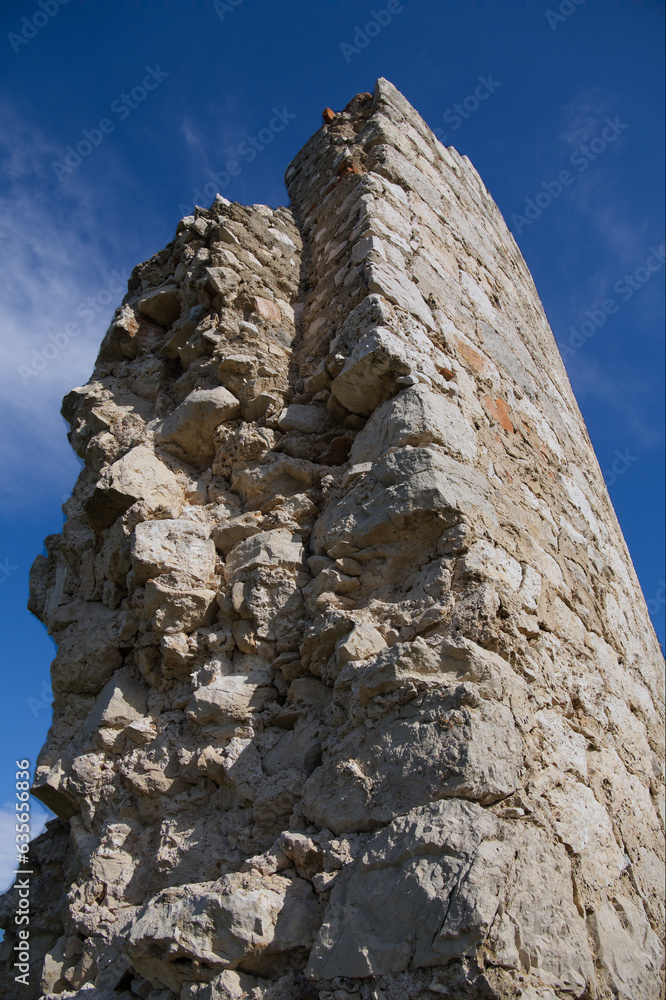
left=1, top=79, right=663, bottom=1000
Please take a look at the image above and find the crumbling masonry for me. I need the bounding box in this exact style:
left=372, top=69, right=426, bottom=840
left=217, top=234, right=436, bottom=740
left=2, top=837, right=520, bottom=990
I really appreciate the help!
left=1, top=79, right=663, bottom=1000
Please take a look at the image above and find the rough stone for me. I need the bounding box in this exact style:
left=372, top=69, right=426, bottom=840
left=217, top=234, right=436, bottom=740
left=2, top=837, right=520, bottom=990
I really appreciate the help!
left=154, top=387, right=240, bottom=466
left=131, top=518, right=216, bottom=585
left=127, top=873, right=317, bottom=989
left=307, top=799, right=594, bottom=993
left=84, top=445, right=182, bottom=529
left=349, top=383, right=477, bottom=465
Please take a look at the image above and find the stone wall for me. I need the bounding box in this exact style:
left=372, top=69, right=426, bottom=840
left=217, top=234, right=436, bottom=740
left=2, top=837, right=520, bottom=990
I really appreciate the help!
left=1, top=78, right=663, bottom=1000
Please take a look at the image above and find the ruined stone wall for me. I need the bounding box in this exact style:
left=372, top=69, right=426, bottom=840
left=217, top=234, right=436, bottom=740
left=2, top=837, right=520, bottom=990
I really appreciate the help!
left=1, top=79, right=663, bottom=1000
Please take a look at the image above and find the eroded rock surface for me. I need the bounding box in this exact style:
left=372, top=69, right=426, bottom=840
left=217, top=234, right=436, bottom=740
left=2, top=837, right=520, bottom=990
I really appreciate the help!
left=1, top=79, right=663, bottom=1000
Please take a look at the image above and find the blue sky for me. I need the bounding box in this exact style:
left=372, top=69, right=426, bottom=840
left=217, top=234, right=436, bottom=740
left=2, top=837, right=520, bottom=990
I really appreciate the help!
left=0, top=0, right=663, bottom=886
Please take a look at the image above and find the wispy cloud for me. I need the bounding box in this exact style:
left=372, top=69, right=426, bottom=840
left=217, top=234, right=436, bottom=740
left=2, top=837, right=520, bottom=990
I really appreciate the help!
left=587, top=206, right=652, bottom=268
left=557, top=86, right=616, bottom=147
left=567, top=357, right=665, bottom=451
left=0, top=102, right=123, bottom=508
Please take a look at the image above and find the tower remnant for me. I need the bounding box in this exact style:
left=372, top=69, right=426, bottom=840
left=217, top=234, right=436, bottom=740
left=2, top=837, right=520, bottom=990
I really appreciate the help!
left=1, top=79, right=663, bottom=1000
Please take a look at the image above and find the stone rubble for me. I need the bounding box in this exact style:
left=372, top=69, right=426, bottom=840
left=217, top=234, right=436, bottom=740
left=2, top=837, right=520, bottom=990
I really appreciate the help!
left=1, top=79, right=663, bottom=1000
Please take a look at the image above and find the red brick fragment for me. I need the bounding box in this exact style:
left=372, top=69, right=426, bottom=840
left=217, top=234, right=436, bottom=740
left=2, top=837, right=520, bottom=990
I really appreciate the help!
left=494, top=398, right=514, bottom=434
left=251, top=296, right=282, bottom=324
left=337, top=162, right=362, bottom=179
left=483, top=395, right=514, bottom=434
left=322, top=108, right=336, bottom=124
left=454, top=338, right=488, bottom=375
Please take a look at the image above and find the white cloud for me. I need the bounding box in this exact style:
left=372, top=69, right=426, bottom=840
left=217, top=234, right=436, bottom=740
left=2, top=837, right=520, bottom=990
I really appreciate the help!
left=0, top=102, right=129, bottom=509
left=0, top=804, right=50, bottom=894
left=557, top=87, right=618, bottom=148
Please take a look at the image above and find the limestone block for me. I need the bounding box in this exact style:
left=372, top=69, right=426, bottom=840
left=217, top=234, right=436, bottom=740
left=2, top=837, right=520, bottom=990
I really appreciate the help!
left=131, top=518, right=216, bottom=585
left=83, top=669, right=147, bottom=733
left=330, top=327, right=412, bottom=415
left=90, top=848, right=135, bottom=900
left=262, top=717, right=322, bottom=777
left=230, top=455, right=319, bottom=508
left=135, top=284, right=182, bottom=328
left=98, top=303, right=146, bottom=361
left=187, top=675, right=277, bottom=725
left=212, top=737, right=264, bottom=800
left=154, top=387, right=240, bottom=466
left=312, top=448, right=495, bottom=553
left=126, top=873, right=317, bottom=989
left=237, top=572, right=306, bottom=652
left=212, top=514, right=262, bottom=555
left=458, top=540, right=523, bottom=592
left=31, top=760, right=80, bottom=819
left=301, top=687, right=522, bottom=832
left=224, top=529, right=304, bottom=582
left=299, top=613, right=356, bottom=677
left=335, top=623, right=386, bottom=668
left=307, top=799, right=593, bottom=992
left=84, top=445, right=182, bottom=530
left=350, top=637, right=448, bottom=703
left=144, top=577, right=217, bottom=633
left=587, top=896, right=663, bottom=1000
left=252, top=769, right=305, bottom=832
left=365, top=261, right=434, bottom=329
left=192, top=970, right=259, bottom=999
left=287, top=677, right=332, bottom=709
left=277, top=404, right=326, bottom=433
left=40, top=935, right=68, bottom=993
left=50, top=602, right=123, bottom=694
left=205, top=265, right=240, bottom=300
left=535, top=709, right=589, bottom=781
left=519, top=563, right=542, bottom=612
left=350, top=384, right=477, bottom=465
left=543, top=780, right=625, bottom=889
